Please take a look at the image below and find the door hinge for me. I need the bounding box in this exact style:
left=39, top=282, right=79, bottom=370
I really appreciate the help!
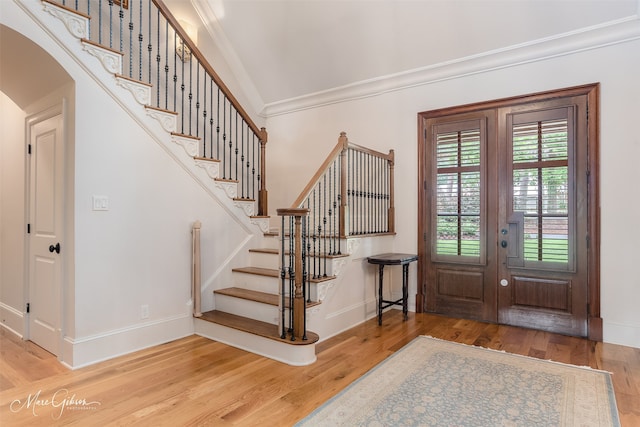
left=586, top=103, right=589, bottom=121
left=28, top=144, right=32, bottom=155
left=423, top=232, right=427, bottom=242
left=586, top=234, right=590, bottom=248
left=26, top=303, right=30, bottom=313
left=27, top=223, right=31, bottom=234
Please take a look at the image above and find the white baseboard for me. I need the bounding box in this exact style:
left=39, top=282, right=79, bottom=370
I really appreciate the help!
left=194, top=318, right=316, bottom=366
left=64, top=314, right=194, bottom=369
left=0, top=302, right=24, bottom=337
left=603, top=320, right=640, bottom=349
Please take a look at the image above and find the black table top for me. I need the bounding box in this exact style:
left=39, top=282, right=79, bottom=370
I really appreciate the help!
left=367, top=253, right=418, bottom=265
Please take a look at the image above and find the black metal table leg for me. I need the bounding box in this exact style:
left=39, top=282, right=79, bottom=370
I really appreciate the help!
left=402, top=263, right=409, bottom=320
left=378, top=264, right=384, bottom=325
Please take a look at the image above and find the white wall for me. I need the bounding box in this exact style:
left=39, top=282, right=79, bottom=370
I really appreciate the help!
left=0, top=93, right=27, bottom=336
left=265, top=38, right=640, bottom=349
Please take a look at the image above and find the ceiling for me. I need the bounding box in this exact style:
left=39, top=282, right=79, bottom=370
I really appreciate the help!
left=167, top=0, right=639, bottom=111
left=2, top=1, right=637, bottom=112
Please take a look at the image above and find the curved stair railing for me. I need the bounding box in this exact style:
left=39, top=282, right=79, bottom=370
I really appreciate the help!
left=44, top=0, right=268, bottom=216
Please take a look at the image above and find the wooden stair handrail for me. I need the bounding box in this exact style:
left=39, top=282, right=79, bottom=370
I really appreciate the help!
left=153, top=0, right=269, bottom=215
left=153, top=0, right=266, bottom=142
left=290, top=132, right=394, bottom=209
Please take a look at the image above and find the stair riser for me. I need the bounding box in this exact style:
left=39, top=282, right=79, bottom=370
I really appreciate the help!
left=232, top=272, right=322, bottom=301
left=215, top=294, right=279, bottom=325
left=248, top=253, right=342, bottom=276
left=248, top=252, right=279, bottom=270
left=232, top=272, right=280, bottom=294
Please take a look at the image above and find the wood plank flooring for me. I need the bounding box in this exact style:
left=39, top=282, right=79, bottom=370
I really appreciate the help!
left=1, top=311, right=639, bottom=426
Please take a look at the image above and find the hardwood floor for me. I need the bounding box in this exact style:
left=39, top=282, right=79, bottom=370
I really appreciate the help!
left=1, top=311, right=639, bottom=426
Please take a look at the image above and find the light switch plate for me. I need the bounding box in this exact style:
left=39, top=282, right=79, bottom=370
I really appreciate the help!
left=92, top=195, right=109, bottom=211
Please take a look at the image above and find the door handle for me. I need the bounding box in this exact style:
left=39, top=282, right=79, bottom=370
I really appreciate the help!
left=501, top=240, right=508, bottom=248
left=49, top=243, right=61, bottom=254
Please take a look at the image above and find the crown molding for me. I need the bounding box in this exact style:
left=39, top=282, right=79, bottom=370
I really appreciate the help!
left=261, top=13, right=640, bottom=118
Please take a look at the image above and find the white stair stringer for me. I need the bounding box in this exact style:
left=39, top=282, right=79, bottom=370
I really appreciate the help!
left=234, top=199, right=255, bottom=216
left=314, top=280, right=337, bottom=303
left=42, top=0, right=88, bottom=38
left=194, top=318, right=316, bottom=366
left=145, top=106, right=177, bottom=133
left=81, top=39, right=122, bottom=75
left=171, top=133, right=200, bottom=157
left=214, top=179, right=238, bottom=198
left=194, top=157, right=221, bottom=180
left=116, top=75, right=152, bottom=105
left=250, top=217, right=270, bottom=233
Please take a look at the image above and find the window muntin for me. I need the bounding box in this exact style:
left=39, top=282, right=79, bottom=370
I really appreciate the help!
left=511, top=118, right=570, bottom=265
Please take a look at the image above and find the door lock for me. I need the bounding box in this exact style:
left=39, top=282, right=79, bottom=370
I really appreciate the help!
left=500, top=279, right=509, bottom=287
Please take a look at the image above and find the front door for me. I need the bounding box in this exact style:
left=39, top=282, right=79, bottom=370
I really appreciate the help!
left=419, top=85, right=598, bottom=337
left=27, top=111, right=64, bottom=355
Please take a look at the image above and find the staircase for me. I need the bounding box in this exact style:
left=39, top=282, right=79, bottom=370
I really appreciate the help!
left=195, top=229, right=350, bottom=365
left=32, top=0, right=397, bottom=366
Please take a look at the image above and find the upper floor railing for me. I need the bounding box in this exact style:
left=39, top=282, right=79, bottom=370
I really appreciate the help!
left=46, top=0, right=268, bottom=215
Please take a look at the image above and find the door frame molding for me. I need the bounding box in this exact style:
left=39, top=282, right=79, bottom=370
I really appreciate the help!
left=417, top=83, right=601, bottom=340
left=24, top=103, right=66, bottom=354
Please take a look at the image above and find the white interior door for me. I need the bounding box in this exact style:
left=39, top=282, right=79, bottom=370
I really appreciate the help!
left=28, top=112, right=64, bottom=356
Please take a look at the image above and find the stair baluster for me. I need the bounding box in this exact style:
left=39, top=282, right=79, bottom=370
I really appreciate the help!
left=44, top=0, right=269, bottom=216
left=277, top=208, right=309, bottom=342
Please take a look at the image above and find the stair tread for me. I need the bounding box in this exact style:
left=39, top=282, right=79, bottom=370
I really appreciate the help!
left=232, top=266, right=279, bottom=277
left=194, top=156, right=220, bottom=163
left=232, top=266, right=336, bottom=282
left=215, top=287, right=279, bottom=305
left=248, top=248, right=350, bottom=259
left=198, top=310, right=319, bottom=345
left=214, top=287, right=321, bottom=308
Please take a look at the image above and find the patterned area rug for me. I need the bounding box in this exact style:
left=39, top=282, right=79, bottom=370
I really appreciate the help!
left=297, top=336, right=620, bottom=426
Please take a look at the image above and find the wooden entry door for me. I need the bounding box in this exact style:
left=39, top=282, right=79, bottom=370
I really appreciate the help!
left=418, top=85, right=599, bottom=338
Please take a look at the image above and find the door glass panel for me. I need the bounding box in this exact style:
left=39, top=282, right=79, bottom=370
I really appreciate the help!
left=435, top=128, right=482, bottom=260
left=512, top=118, right=570, bottom=265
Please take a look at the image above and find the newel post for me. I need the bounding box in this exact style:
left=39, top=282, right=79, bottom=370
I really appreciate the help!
left=339, top=132, right=349, bottom=238
left=277, top=208, right=309, bottom=341
left=192, top=220, right=202, bottom=317
left=258, top=127, right=268, bottom=216
left=388, top=149, right=395, bottom=234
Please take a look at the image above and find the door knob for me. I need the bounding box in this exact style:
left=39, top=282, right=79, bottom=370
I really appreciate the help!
left=501, top=240, right=508, bottom=248
left=49, top=243, right=61, bottom=254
